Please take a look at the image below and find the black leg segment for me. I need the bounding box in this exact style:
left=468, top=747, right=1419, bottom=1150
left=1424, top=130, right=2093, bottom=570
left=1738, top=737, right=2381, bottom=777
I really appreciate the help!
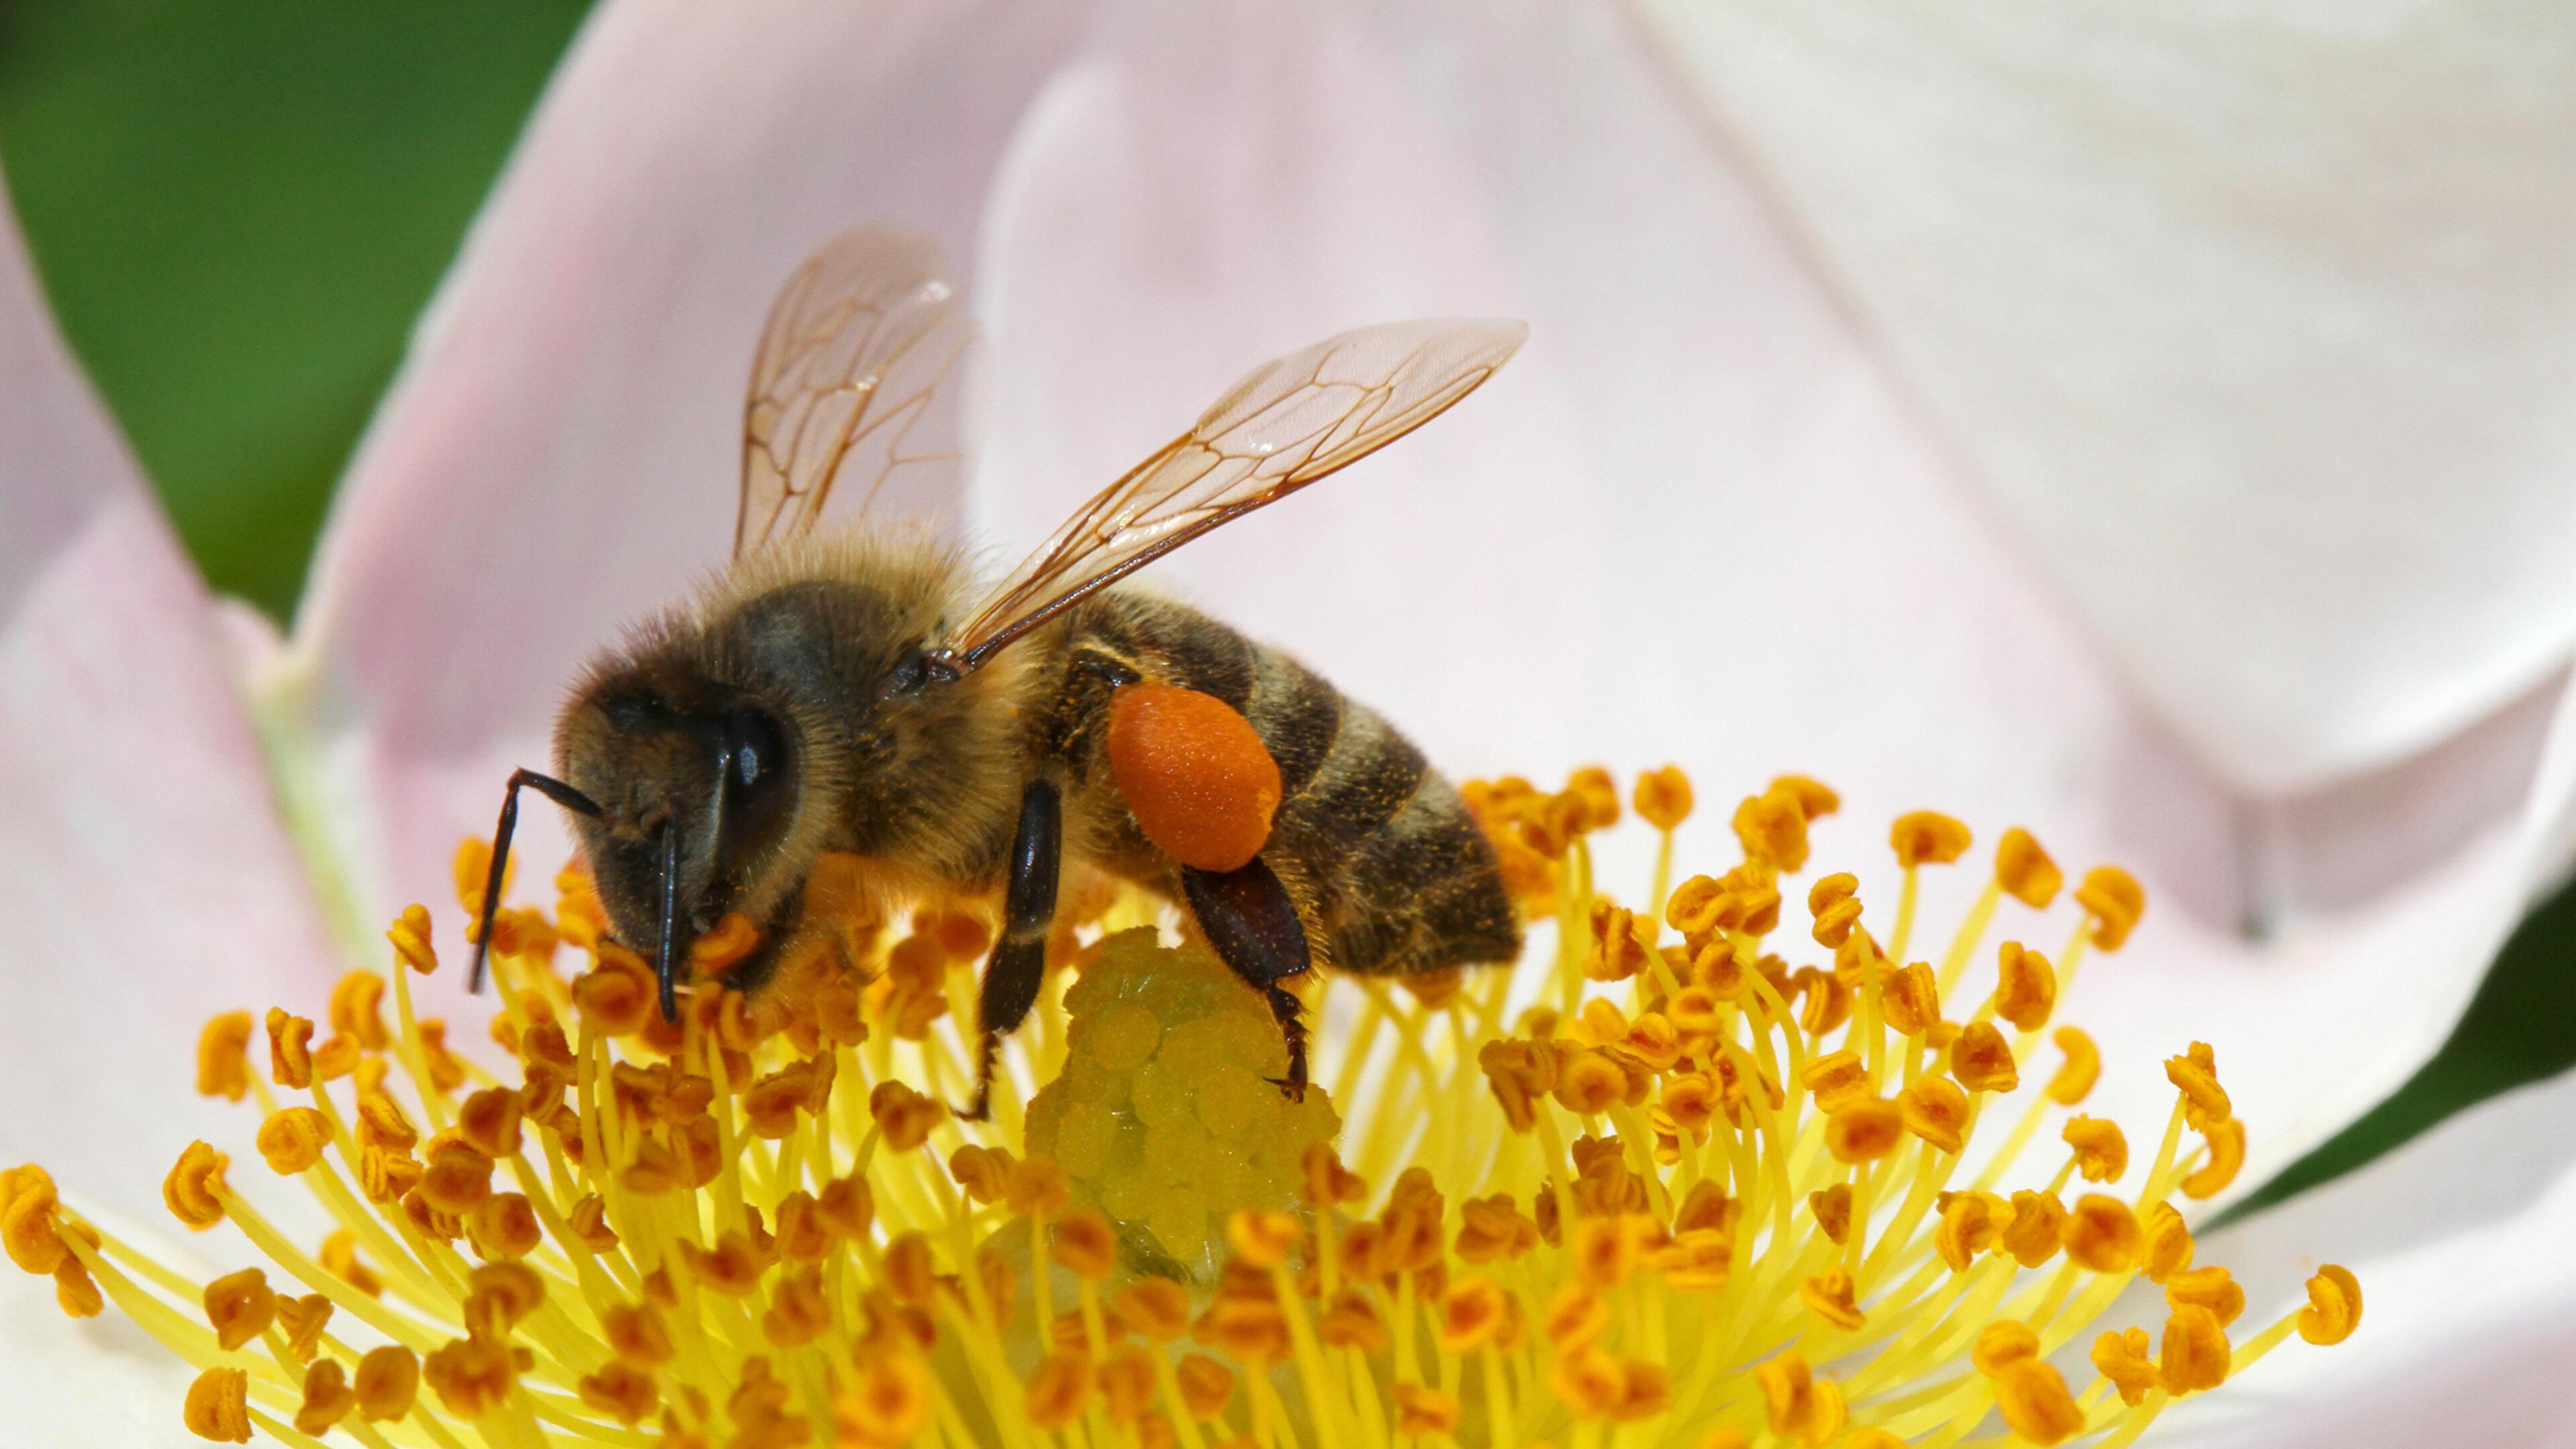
left=965, top=778, right=1061, bottom=1121
left=1181, top=857, right=1314, bottom=1100
left=471, top=768, right=602, bottom=996
left=654, top=822, right=684, bottom=1024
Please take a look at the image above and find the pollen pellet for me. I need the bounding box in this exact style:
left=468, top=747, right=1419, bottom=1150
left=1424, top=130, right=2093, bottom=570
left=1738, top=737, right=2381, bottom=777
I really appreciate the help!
left=1106, top=684, right=1281, bottom=872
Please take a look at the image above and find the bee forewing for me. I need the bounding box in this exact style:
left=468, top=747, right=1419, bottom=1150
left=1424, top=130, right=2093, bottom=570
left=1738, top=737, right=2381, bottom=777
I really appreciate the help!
left=737, top=223, right=973, bottom=559
left=951, top=316, right=1527, bottom=667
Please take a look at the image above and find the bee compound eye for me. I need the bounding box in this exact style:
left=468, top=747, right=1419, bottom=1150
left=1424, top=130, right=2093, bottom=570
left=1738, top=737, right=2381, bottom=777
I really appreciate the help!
left=712, top=705, right=796, bottom=890
left=725, top=707, right=788, bottom=791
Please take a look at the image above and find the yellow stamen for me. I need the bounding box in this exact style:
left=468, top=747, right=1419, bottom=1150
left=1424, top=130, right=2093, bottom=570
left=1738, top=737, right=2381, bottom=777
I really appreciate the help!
left=2, top=764, right=2362, bottom=1447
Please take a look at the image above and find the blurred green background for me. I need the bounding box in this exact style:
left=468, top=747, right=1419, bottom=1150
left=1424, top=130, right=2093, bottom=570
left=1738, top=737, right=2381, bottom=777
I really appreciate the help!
left=0, top=0, right=2567, bottom=1209
left=0, top=0, right=592, bottom=618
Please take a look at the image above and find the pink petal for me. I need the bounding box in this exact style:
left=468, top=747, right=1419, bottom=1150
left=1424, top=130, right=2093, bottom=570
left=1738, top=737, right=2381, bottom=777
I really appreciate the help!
left=963, top=0, right=2573, bottom=1178
left=0, top=189, right=340, bottom=1216
left=1641, top=2, right=2576, bottom=793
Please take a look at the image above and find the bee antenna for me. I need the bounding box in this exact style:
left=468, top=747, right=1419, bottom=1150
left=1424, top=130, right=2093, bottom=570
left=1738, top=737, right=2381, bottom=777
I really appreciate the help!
left=655, top=820, right=684, bottom=1024
left=472, top=769, right=601, bottom=995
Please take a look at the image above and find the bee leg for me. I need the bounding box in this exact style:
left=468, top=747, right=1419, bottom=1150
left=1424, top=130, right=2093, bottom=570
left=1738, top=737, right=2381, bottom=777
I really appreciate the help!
left=1179, top=857, right=1313, bottom=1102
left=470, top=768, right=601, bottom=997
left=963, top=778, right=1061, bottom=1122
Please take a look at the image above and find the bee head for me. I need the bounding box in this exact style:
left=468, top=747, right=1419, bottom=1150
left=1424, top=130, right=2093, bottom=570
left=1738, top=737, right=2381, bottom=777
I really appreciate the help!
left=554, top=662, right=807, bottom=1014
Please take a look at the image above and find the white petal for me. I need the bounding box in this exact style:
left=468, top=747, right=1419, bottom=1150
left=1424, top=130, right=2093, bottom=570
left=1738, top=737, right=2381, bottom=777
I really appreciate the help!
left=0, top=182, right=341, bottom=1216
left=0, top=1272, right=201, bottom=1448
left=282, top=0, right=1105, bottom=940
left=1638, top=1, right=2576, bottom=793
left=2161, top=1064, right=2576, bottom=1445
left=964, top=0, right=2576, bottom=1177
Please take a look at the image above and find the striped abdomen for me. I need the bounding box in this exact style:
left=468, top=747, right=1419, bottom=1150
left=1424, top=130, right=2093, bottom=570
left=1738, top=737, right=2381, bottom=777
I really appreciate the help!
left=1051, top=591, right=1523, bottom=977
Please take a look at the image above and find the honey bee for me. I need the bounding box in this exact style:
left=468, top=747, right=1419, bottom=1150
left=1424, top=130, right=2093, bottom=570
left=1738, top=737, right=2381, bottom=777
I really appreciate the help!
left=468, top=223, right=1525, bottom=1116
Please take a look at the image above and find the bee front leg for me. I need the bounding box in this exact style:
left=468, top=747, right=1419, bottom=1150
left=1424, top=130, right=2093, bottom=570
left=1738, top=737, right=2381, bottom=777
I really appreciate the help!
left=1180, top=857, right=1314, bottom=1102
left=964, top=778, right=1061, bottom=1122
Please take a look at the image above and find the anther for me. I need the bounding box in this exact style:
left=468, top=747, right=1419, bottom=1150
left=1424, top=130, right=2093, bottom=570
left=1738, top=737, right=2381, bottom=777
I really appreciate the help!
left=2166, top=1042, right=2232, bottom=1128
left=1994, top=827, right=2063, bottom=907
left=2062, top=1193, right=2143, bottom=1272
left=2077, top=865, right=2146, bottom=949
left=2046, top=1026, right=2100, bottom=1105
left=1632, top=765, right=1693, bottom=830
left=2297, top=1264, right=2361, bottom=1344
left=2062, top=1116, right=2129, bottom=1182
left=2159, top=1304, right=2233, bottom=1392
left=1951, top=1022, right=2019, bottom=1093
left=2164, top=1265, right=2245, bottom=1327
left=1891, top=810, right=1972, bottom=868
left=183, top=1366, right=251, bottom=1443
left=195, top=1013, right=254, bottom=1103
left=2184, top=1116, right=2247, bottom=1199
left=1992, top=941, right=2057, bottom=1032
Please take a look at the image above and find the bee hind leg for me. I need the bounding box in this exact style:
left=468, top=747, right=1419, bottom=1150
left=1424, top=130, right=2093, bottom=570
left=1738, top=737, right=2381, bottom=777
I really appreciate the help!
left=1179, top=857, right=1314, bottom=1102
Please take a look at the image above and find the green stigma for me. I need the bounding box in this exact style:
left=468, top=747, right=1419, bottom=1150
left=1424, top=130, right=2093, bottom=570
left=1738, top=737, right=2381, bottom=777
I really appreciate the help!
left=1024, top=928, right=1340, bottom=1275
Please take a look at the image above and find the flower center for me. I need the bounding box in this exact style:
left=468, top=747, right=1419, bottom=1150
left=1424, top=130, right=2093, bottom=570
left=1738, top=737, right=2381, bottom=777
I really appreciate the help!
left=1, top=765, right=2359, bottom=1447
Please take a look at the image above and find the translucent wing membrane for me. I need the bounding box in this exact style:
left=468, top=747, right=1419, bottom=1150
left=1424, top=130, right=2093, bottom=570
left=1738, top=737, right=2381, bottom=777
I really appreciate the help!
left=737, top=224, right=970, bottom=558
left=947, top=317, right=1527, bottom=669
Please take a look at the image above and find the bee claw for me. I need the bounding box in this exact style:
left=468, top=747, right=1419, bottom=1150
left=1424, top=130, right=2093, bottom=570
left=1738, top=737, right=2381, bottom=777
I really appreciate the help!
left=1264, top=1075, right=1307, bottom=1104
